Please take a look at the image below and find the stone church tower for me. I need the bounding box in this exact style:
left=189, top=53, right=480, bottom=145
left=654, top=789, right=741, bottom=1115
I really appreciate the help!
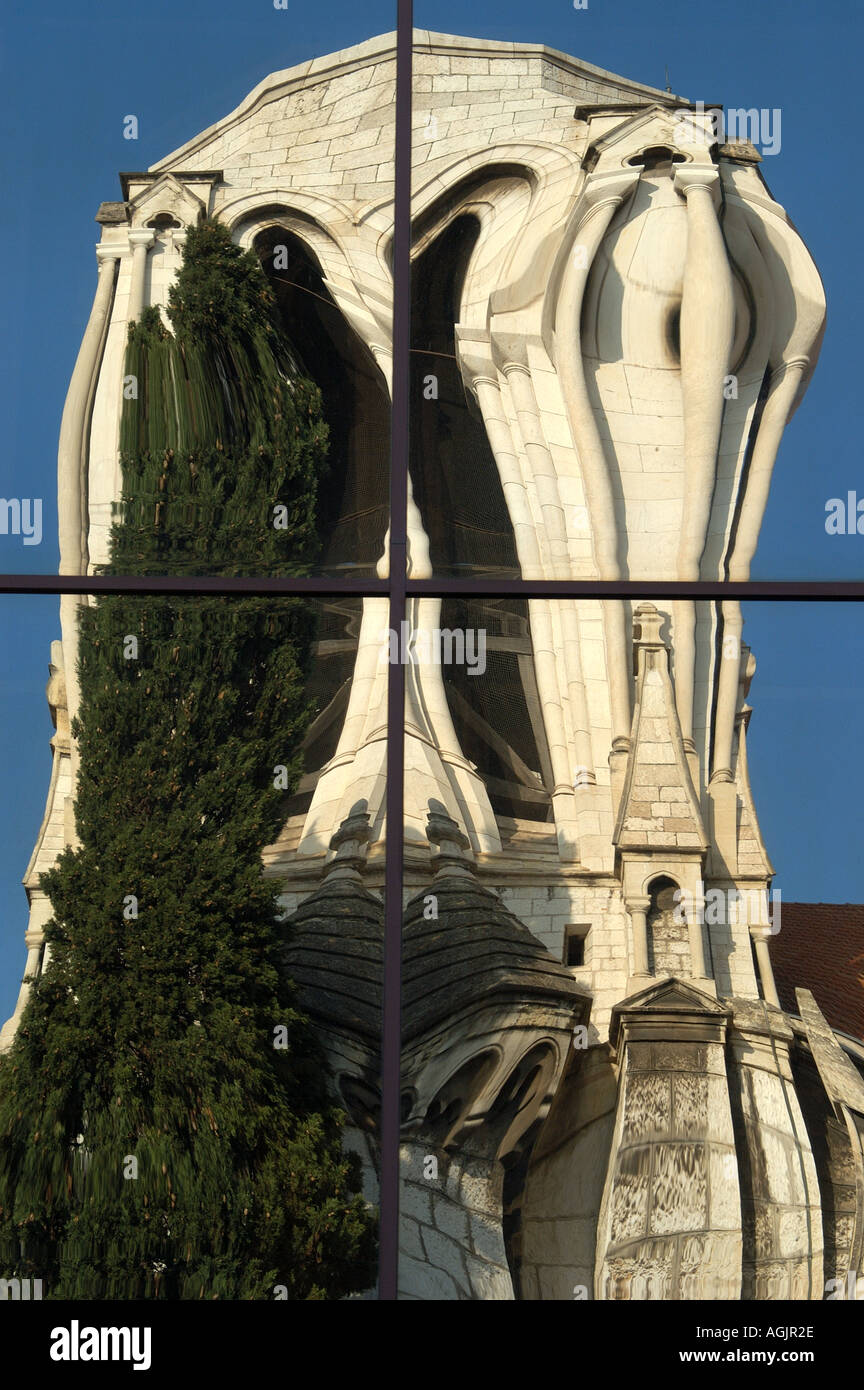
left=3, top=32, right=863, bottom=1301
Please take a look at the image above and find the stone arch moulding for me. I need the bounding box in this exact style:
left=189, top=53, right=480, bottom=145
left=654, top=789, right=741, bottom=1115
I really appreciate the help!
left=410, top=149, right=630, bottom=865
left=491, top=1040, right=565, bottom=1162
left=643, top=869, right=683, bottom=896
left=416, top=1049, right=504, bottom=1149
left=224, top=193, right=394, bottom=374
left=411, top=145, right=582, bottom=334
left=222, top=199, right=501, bottom=858
left=408, top=1036, right=566, bottom=1162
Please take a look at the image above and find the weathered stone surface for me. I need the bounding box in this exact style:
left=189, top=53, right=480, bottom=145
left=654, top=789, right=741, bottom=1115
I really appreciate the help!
left=596, top=981, right=741, bottom=1299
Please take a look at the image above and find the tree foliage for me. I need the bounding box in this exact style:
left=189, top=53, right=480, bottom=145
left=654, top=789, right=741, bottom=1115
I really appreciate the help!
left=0, top=219, right=376, bottom=1299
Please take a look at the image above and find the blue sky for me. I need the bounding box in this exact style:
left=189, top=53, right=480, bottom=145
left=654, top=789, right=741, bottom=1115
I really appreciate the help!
left=1, top=0, right=862, bottom=1017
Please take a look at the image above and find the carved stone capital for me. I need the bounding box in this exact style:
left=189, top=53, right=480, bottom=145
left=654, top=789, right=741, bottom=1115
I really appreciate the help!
left=674, top=163, right=721, bottom=198
left=128, top=228, right=156, bottom=251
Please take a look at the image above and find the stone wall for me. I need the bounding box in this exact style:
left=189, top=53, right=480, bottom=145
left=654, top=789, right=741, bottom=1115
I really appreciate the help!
left=728, top=1003, right=824, bottom=1299
left=520, top=1046, right=618, bottom=1298
left=594, top=985, right=742, bottom=1300
left=399, top=1141, right=513, bottom=1299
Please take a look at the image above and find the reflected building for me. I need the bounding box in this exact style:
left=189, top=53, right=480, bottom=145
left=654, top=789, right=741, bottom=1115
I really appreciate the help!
left=4, top=31, right=863, bottom=1303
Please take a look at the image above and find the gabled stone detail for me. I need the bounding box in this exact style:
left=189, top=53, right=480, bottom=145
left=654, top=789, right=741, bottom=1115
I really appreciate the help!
left=126, top=172, right=211, bottom=230
left=613, top=604, right=707, bottom=855
left=581, top=103, right=700, bottom=168
left=611, top=974, right=727, bottom=1027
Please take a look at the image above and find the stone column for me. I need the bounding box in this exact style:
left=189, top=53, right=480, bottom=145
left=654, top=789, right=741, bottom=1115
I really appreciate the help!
left=626, top=895, right=651, bottom=976
left=473, top=373, right=542, bottom=574
left=673, top=164, right=735, bottom=582
left=127, top=229, right=155, bottom=323
left=728, top=356, right=813, bottom=581
left=58, top=242, right=119, bottom=813
left=469, top=370, right=581, bottom=858
left=58, top=244, right=118, bottom=576
left=686, top=892, right=709, bottom=981
left=712, top=601, right=744, bottom=783
left=672, top=164, right=734, bottom=761
left=555, top=170, right=640, bottom=752
left=502, top=358, right=597, bottom=794
left=750, top=925, right=781, bottom=1008
left=0, top=929, right=43, bottom=1051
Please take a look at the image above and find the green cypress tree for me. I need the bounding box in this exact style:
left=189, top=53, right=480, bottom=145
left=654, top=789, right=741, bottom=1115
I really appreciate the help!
left=0, top=220, right=376, bottom=1299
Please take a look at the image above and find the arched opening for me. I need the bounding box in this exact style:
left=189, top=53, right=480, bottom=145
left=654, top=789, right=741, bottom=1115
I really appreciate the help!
left=646, top=875, right=689, bottom=977
left=254, top=226, right=390, bottom=575
left=250, top=228, right=392, bottom=805
left=146, top=212, right=182, bottom=231
left=410, top=213, right=553, bottom=824
left=410, top=213, right=517, bottom=577
left=626, top=145, right=687, bottom=172
left=437, top=595, right=552, bottom=823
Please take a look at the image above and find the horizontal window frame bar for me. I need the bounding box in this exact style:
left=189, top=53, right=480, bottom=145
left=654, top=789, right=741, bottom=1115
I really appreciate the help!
left=3, top=574, right=864, bottom=600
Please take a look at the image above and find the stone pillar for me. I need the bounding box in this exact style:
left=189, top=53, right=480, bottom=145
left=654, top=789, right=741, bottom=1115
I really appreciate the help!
left=450, top=373, right=581, bottom=855
left=554, top=171, right=640, bottom=751
left=502, top=358, right=597, bottom=793
left=0, top=929, right=43, bottom=1051
left=673, top=163, right=735, bottom=583
left=58, top=244, right=118, bottom=577
left=751, top=925, right=781, bottom=1008
left=686, top=892, right=709, bottom=981
left=127, top=229, right=155, bottom=323
left=727, top=354, right=813, bottom=581
left=673, top=598, right=697, bottom=750
left=626, top=895, right=651, bottom=977
left=58, top=242, right=118, bottom=813
left=672, top=164, right=734, bottom=768
left=712, top=601, right=744, bottom=783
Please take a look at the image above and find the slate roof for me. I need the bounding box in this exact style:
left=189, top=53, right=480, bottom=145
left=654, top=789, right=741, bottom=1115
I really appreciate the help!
left=769, top=903, right=864, bottom=1043
left=278, top=878, right=383, bottom=1043
left=402, top=874, right=583, bottom=1042
left=279, top=870, right=584, bottom=1047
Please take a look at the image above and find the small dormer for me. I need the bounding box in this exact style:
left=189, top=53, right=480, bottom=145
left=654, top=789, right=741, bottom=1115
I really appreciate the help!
left=122, top=171, right=217, bottom=230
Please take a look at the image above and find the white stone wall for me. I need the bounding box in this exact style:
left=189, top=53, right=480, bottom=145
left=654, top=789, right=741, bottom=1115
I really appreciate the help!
left=149, top=36, right=396, bottom=207
left=411, top=31, right=681, bottom=190
left=399, top=1141, right=513, bottom=1299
